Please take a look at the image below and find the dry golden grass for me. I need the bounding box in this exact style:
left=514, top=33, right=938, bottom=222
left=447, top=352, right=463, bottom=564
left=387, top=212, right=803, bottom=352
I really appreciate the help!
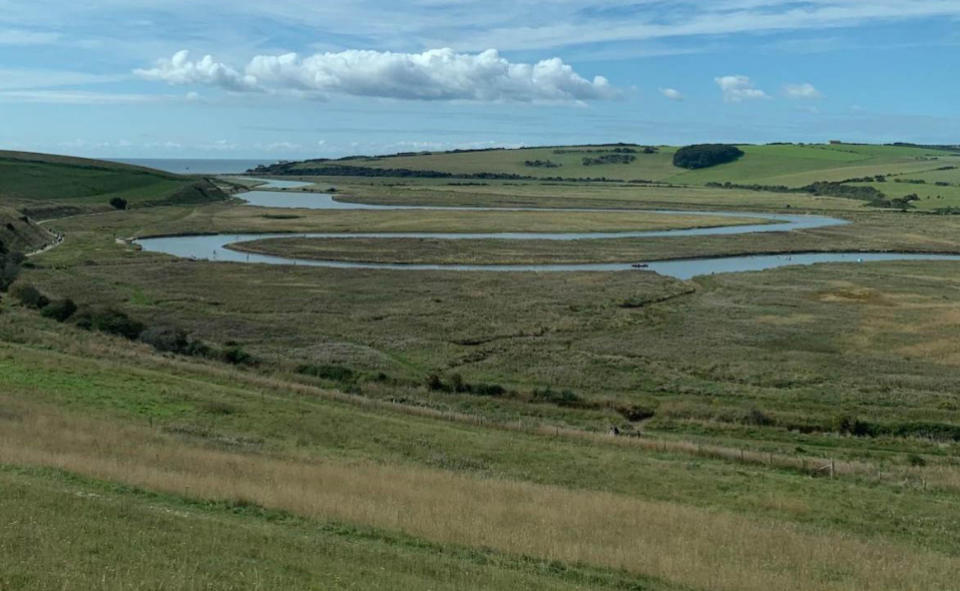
left=2, top=399, right=959, bottom=591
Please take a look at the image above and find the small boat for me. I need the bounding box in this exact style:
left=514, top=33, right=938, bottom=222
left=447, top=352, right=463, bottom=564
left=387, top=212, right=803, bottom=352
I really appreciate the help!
left=631, top=263, right=649, bottom=269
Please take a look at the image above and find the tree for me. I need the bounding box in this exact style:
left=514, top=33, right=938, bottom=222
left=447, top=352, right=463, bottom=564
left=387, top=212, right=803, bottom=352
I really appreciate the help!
left=673, top=144, right=745, bottom=169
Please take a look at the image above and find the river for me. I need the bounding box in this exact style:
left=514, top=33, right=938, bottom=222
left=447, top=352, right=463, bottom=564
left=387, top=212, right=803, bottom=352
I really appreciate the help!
left=134, top=178, right=960, bottom=279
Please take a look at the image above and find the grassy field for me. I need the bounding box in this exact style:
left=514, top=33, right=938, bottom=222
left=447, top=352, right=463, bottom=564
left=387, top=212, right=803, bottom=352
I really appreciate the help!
left=116, top=203, right=769, bottom=236
left=274, top=143, right=960, bottom=189
left=330, top=177, right=863, bottom=211
left=5, top=148, right=960, bottom=588
left=5, top=311, right=960, bottom=591
left=0, top=150, right=229, bottom=213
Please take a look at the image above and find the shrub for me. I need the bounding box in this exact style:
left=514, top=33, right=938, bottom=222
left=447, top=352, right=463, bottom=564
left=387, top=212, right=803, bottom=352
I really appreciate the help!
left=424, top=373, right=504, bottom=396
left=10, top=283, right=49, bottom=309
left=673, top=144, right=744, bottom=169
left=0, top=252, right=24, bottom=292
left=832, top=413, right=873, bottom=436
left=744, top=407, right=775, bottom=426
left=426, top=373, right=447, bottom=391
left=616, top=404, right=656, bottom=422
left=201, top=401, right=238, bottom=415
left=582, top=154, right=636, bottom=166
left=140, top=325, right=190, bottom=354
left=74, top=307, right=145, bottom=340
left=296, top=363, right=354, bottom=382
left=471, top=383, right=506, bottom=397
left=532, top=387, right=582, bottom=407
left=109, top=197, right=128, bottom=210
left=222, top=344, right=255, bottom=366
left=41, top=298, right=77, bottom=322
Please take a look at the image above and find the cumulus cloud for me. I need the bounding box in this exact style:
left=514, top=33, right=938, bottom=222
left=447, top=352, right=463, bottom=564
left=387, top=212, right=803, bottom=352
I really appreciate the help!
left=714, top=75, right=770, bottom=103
left=135, top=48, right=619, bottom=103
left=783, top=82, right=822, bottom=99
left=135, top=50, right=257, bottom=91
left=659, top=87, right=683, bottom=101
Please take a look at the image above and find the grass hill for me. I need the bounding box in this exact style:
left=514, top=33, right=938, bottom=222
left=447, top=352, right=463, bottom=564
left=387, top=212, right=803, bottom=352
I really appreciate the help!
left=0, top=206, right=55, bottom=254
left=256, top=142, right=960, bottom=190
left=0, top=150, right=229, bottom=212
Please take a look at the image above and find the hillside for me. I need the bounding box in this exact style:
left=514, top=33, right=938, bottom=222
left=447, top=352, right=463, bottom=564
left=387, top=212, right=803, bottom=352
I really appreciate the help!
left=0, top=206, right=55, bottom=254
left=0, top=150, right=229, bottom=211
left=253, top=142, right=960, bottom=189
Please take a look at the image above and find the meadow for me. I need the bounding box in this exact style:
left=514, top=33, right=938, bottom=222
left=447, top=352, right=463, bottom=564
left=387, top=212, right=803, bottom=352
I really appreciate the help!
left=4, top=144, right=960, bottom=589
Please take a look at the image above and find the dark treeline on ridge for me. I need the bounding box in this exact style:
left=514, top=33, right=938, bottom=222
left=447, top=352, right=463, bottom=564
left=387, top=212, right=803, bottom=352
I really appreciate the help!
left=672, top=144, right=745, bottom=169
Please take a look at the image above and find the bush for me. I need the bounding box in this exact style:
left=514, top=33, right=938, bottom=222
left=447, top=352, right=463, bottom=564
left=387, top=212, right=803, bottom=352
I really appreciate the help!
left=140, top=325, right=190, bottom=354
left=471, top=383, right=506, bottom=397
left=296, top=363, right=354, bottom=382
left=109, top=197, right=128, bottom=210
left=582, top=154, right=636, bottom=166
left=673, top=144, right=745, bottom=169
left=532, top=387, right=582, bottom=407
left=74, top=307, right=145, bottom=340
left=0, top=252, right=24, bottom=292
left=222, top=344, right=255, bottom=366
left=426, top=373, right=505, bottom=396
left=41, top=298, right=77, bottom=322
left=832, top=413, right=873, bottom=436
left=616, top=404, right=656, bottom=422
left=10, top=283, right=49, bottom=309
left=744, top=407, right=775, bottom=426
left=426, top=373, right=448, bottom=391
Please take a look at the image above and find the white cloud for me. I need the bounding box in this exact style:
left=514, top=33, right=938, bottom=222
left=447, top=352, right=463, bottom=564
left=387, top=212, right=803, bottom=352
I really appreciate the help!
left=659, top=87, right=684, bottom=101
left=136, top=48, right=620, bottom=103
left=135, top=50, right=257, bottom=91
left=784, top=82, right=823, bottom=99
left=714, top=75, right=770, bottom=103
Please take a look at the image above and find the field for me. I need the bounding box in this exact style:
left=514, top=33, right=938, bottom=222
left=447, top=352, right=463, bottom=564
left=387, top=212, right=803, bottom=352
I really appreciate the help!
left=273, top=142, right=960, bottom=188
left=0, top=150, right=230, bottom=214
left=4, top=145, right=960, bottom=589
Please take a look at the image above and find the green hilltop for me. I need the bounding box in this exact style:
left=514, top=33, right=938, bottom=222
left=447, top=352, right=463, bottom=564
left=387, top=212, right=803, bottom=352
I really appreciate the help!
left=253, top=142, right=960, bottom=195
left=0, top=150, right=230, bottom=215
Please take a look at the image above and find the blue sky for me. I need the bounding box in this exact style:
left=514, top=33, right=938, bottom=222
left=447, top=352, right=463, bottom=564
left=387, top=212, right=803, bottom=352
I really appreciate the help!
left=1, top=0, right=959, bottom=159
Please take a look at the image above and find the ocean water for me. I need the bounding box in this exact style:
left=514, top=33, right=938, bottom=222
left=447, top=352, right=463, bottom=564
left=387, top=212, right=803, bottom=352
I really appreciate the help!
left=107, top=158, right=273, bottom=174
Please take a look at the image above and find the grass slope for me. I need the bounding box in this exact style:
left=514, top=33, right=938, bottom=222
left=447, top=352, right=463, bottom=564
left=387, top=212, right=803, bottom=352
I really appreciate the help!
left=3, top=314, right=960, bottom=590
left=268, top=143, right=960, bottom=189
left=0, top=206, right=54, bottom=253
left=0, top=150, right=228, bottom=210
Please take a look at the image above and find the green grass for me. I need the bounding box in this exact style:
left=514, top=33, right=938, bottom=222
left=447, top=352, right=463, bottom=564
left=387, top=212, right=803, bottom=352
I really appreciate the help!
left=1, top=466, right=674, bottom=591
left=4, top=315, right=960, bottom=557
left=0, top=151, right=228, bottom=211
left=847, top=181, right=960, bottom=210
left=278, top=143, right=960, bottom=190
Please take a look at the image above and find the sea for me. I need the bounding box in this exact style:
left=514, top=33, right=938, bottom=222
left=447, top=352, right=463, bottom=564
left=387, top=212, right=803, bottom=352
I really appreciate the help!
left=106, top=158, right=274, bottom=174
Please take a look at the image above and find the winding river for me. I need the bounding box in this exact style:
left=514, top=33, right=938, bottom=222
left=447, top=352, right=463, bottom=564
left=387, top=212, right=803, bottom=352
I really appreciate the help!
left=135, top=178, right=960, bottom=279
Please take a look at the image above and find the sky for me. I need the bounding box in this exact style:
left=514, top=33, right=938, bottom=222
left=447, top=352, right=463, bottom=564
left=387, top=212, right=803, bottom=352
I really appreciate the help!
left=1, top=0, right=959, bottom=159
